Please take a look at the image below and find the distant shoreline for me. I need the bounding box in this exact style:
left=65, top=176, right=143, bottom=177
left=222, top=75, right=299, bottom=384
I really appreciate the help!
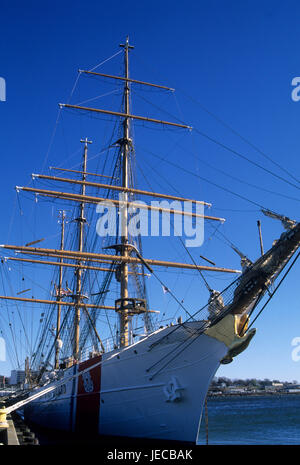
left=208, top=391, right=300, bottom=398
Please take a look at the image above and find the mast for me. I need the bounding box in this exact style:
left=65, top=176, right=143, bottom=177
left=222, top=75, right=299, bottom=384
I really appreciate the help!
left=73, top=137, right=92, bottom=360
left=119, top=37, right=134, bottom=348
left=54, top=210, right=65, bottom=369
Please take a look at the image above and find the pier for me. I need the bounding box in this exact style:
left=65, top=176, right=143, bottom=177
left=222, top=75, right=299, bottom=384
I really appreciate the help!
left=0, top=399, right=39, bottom=445
left=0, top=413, right=19, bottom=445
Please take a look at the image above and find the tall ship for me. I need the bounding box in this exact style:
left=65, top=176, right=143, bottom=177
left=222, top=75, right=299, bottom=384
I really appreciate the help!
left=0, top=38, right=300, bottom=443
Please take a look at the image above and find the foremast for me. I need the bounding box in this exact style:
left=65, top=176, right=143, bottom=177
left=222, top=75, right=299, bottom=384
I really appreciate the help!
left=54, top=210, right=66, bottom=369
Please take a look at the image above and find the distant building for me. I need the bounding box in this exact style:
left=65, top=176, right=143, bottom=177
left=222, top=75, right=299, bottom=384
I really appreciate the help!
left=0, top=375, right=5, bottom=388
left=9, top=370, right=25, bottom=386
left=225, top=385, right=247, bottom=394
left=266, top=382, right=284, bottom=392
left=284, top=384, right=300, bottom=393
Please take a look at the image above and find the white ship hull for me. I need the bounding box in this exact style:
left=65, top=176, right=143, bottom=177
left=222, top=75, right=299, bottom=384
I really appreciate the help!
left=24, top=322, right=228, bottom=443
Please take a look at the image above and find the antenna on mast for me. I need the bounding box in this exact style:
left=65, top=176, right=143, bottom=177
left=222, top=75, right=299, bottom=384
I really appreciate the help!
left=257, top=220, right=264, bottom=256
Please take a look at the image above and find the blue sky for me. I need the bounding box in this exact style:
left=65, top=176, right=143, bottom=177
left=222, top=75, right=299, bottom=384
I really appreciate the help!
left=0, top=0, right=300, bottom=382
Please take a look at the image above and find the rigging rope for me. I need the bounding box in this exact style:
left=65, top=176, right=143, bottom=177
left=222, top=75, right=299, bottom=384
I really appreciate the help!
left=186, top=138, right=300, bottom=204
left=87, top=49, right=123, bottom=72
left=40, top=69, right=82, bottom=175
left=193, top=127, right=300, bottom=193
left=177, top=88, right=300, bottom=185
left=134, top=50, right=299, bottom=187
left=149, top=267, right=195, bottom=321
left=133, top=89, right=300, bottom=192
left=141, top=146, right=275, bottom=211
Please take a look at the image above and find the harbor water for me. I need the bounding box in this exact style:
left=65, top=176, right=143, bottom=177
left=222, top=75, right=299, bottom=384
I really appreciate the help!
left=26, top=393, right=300, bottom=446
left=198, top=394, right=300, bottom=445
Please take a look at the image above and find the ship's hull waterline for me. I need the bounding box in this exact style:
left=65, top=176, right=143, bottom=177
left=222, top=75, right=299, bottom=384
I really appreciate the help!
left=24, top=322, right=228, bottom=443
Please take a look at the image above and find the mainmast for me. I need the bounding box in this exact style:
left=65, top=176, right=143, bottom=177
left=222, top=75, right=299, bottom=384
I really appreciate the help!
left=119, top=37, right=134, bottom=347
left=73, top=137, right=92, bottom=360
